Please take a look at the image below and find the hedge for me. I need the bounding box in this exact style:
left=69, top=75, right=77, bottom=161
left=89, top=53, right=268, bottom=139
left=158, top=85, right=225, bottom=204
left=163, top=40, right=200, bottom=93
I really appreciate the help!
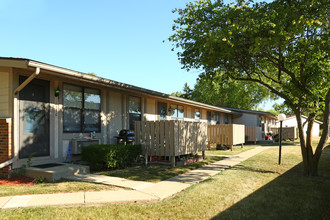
left=81, top=144, right=142, bottom=170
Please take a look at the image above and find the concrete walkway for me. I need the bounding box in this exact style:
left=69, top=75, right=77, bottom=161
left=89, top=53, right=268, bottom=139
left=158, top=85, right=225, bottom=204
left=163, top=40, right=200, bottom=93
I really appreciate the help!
left=0, top=147, right=269, bottom=209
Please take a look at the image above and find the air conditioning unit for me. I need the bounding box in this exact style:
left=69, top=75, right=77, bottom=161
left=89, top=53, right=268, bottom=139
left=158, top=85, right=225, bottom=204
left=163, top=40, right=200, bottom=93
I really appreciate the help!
left=71, top=139, right=100, bottom=154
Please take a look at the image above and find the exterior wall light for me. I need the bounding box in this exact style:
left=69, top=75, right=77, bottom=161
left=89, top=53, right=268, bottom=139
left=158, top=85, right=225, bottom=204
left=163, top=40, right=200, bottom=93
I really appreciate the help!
left=55, top=88, right=61, bottom=97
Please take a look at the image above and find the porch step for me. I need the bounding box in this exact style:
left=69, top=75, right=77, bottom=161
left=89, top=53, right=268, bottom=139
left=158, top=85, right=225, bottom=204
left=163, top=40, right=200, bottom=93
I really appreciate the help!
left=24, top=163, right=90, bottom=182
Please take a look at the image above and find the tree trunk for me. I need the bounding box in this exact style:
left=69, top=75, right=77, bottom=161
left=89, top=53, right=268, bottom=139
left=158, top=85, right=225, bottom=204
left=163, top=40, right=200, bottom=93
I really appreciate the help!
left=295, top=89, right=330, bottom=176
left=295, top=110, right=309, bottom=174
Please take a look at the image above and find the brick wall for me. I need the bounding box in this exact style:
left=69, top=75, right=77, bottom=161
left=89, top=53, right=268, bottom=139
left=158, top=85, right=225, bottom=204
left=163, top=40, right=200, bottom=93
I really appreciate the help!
left=0, top=118, right=12, bottom=178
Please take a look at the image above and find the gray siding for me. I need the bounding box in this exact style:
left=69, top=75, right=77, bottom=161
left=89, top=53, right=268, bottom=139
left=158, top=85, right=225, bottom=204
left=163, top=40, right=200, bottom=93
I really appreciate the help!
left=233, top=113, right=258, bottom=127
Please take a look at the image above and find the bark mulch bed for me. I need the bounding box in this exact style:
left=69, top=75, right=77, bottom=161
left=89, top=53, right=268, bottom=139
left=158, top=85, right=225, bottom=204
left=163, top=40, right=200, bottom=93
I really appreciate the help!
left=0, top=177, right=35, bottom=186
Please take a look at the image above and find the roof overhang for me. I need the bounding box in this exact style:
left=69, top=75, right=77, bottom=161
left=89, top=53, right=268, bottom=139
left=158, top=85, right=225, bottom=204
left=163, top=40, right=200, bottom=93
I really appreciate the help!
left=284, top=115, right=323, bottom=124
left=0, top=57, right=28, bottom=69
left=0, top=57, right=237, bottom=114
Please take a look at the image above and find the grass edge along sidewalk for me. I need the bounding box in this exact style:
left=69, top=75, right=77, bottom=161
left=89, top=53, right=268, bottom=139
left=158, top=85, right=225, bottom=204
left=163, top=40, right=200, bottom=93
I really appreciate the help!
left=2, top=145, right=329, bottom=219
left=0, top=147, right=268, bottom=210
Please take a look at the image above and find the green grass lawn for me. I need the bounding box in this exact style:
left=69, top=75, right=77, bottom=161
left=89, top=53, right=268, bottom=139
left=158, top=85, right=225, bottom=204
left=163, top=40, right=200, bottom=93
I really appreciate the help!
left=1, top=142, right=329, bottom=219
left=0, top=181, right=115, bottom=197
left=205, top=145, right=256, bottom=155
left=95, top=156, right=224, bottom=182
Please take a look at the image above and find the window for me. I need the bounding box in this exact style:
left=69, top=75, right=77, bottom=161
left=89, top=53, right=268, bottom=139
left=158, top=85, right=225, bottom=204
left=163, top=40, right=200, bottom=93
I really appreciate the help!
left=63, top=84, right=101, bottom=132
left=258, top=116, right=262, bottom=127
left=129, top=96, right=141, bottom=130
left=225, top=114, right=229, bottom=124
left=84, top=88, right=101, bottom=132
left=170, top=104, right=184, bottom=119
left=158, top=102, right=167, bottom=120
left=178, top=106, right=184, bottom=118
left=194, top=109, right=200, bottom=120
left=207, top=111, right=212, bottom=123
left=214, top=112, right=220, bottom=124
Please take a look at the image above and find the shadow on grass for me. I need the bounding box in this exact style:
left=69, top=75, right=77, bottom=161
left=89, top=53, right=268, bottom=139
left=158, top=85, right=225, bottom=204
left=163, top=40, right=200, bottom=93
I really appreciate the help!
left=245, top=142, right=298, bottom=147
left=96, top=156, right=224, bottom=182
left=212, top=146, right=330, bottom=220
left=231, top=164, right=280, bottom=174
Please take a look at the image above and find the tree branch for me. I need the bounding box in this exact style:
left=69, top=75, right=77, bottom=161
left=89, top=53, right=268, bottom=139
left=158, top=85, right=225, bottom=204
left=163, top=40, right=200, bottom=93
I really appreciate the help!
left=228, top=72, right=294, bottom=107
left=261, top=52, right=314, bottom=97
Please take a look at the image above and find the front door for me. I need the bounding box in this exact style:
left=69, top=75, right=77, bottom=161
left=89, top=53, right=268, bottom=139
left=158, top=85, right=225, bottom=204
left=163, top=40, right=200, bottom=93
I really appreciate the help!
left=19, top=77, right=50, bottom=159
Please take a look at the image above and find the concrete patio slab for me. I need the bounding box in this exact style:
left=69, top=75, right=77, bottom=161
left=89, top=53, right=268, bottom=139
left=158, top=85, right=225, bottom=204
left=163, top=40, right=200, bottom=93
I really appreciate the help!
left=24, top=163, right=90, bottom=182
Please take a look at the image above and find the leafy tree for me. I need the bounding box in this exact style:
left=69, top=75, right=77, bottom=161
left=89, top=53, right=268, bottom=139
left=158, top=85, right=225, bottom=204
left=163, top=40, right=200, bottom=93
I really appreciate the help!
left=173, top=71, right=274, bottom=109
left=273, top=102, right=294, bottom=115
left=171, top=90, right=185, bottom=97
left=88, top=72, right=97, bottom=76
left=170, top=0, right=330, bottom=176
left=172, top=82, right=193, bottom=99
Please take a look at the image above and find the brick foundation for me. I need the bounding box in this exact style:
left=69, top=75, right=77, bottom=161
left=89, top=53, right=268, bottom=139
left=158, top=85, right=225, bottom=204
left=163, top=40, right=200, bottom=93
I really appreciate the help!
left=0, top=118, right=12, bottom=178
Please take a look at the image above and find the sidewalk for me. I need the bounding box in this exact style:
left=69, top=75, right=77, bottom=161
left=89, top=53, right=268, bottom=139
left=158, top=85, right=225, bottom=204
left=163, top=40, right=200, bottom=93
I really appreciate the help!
left=0, top=147, right=270, bottom=209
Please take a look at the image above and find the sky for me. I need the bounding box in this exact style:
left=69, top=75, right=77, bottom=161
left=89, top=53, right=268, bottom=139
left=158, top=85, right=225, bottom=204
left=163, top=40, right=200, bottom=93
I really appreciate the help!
left=0, top=0, right=277, bottom=110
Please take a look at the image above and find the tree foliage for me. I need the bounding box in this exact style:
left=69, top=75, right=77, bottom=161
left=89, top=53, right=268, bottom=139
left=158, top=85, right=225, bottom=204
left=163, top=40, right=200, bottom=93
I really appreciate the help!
left=173, top=71, right=274, bottom=109
left=170, top=0, right=330, bottom=175
left=171, top=82, right=192, bottom=99
left=272, top=102, right=294, bottom=115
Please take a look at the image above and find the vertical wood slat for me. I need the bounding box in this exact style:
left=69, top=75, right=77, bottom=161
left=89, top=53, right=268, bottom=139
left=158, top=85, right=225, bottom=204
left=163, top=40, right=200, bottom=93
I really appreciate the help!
left=183, top=122, right=187, bottom=155
left=176, top=121, right=181, bottom=156
left=145, top=122, right=151, bottom=155
left=169, top=121, right=174, bottom=156
left=270, top=127, right=295, bottom=140
left=154, top=121, right=159, bottom=156
left=150, top=122, right=155, bottom=155
left=136, top=121, right=208, bottom=157
left=245, top=126, right=257, bottom=143
left=141, top=121, right=146, bottom=153
left=207, top=124, right=245, bottom=146
left=164, top=121, right=169, bottom=156
left=160, top=121, right=165, bottom=156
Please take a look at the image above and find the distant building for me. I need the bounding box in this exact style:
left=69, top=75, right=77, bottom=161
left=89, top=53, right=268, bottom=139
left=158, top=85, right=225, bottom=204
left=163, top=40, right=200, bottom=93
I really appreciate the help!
left=276, top=115, right=322, bottom=137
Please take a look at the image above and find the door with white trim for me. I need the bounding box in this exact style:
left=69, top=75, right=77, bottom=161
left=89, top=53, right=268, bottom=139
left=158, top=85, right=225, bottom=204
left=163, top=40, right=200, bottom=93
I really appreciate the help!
left=19, top=76, right=50, bottom=159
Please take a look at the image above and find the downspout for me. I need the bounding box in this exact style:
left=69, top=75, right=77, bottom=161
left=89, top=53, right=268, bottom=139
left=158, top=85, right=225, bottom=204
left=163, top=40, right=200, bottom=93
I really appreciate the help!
left=14, top=67, right=40, bottom=94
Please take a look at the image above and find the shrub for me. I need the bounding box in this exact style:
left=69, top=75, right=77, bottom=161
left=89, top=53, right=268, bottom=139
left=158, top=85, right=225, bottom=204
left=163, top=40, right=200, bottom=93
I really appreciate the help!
left=33, top=176, right=47, bottom=184
left=81, top=144, right=142, bottom=170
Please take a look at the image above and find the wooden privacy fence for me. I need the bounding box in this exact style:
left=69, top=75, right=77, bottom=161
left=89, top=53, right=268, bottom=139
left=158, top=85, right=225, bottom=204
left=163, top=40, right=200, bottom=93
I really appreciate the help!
left=270, top=127, right=296, bottom=140
left=207, top=124, right=245, bottom=150
left=245, top=126, right=258, bottom=144
left=135, top=121, right=208, bottom=158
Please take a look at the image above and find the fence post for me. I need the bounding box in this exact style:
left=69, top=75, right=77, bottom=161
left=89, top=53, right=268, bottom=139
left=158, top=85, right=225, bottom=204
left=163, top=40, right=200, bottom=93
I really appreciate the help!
left=171, top=156, right=176, bottom=167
